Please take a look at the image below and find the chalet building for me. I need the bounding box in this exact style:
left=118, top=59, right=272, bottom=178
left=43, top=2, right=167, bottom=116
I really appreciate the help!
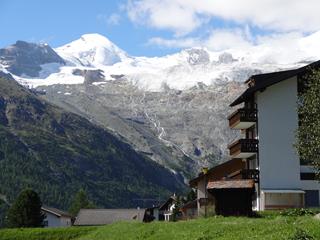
left=41, top=206, right=73, bottom=227
left=158, top=195, right=177, bottom=221
left=190, top=60, right=320, bottom=215
left=189, top=159, right=255, bottom=216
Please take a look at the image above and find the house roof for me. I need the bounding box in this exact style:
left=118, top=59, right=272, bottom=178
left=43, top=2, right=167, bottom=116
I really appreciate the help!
left=230, top=60, right=320, bottom=107
left=74, top=209, right=146, bottom=226
left=207, top=179, right=255, bottom=189
left=159, top=196, right=177, bottom=211
left=180, top=199, right=197, bottom=210
left=189, top=158, right=245, bottom=188
left=41, top=206, right=72, bottom=218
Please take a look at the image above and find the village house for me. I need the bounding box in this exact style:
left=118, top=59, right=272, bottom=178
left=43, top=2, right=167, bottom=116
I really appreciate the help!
left=190, top=60, right=320, bottom=215
left=41, top=206, right=73, bottom=228
left=158, top=195, right=177, bottom=221
left=74, top=209, right=148, bottom=226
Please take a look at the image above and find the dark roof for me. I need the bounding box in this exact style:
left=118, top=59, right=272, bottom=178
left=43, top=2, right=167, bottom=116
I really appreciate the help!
left=159, top=196, right=177, bottom=211
left=207, top=179, right=255, bottom=189
left=180, top=199, right=197, bottom=210
left=41, top=206, right=72, bottom=218
left=74, top=209, right=146, bottom=226
left=189, top=158, right=244, bottom=188
left=230, top=60, right=320, bottom=107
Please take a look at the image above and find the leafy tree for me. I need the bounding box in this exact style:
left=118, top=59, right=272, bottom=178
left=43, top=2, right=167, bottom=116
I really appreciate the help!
left=186, top=189, right=197, bottom=202
left=68, top=189, right=95, bottom=216
left=6, top=189, right=45, bottom=228
left=296, top=69, right=320, bottom=176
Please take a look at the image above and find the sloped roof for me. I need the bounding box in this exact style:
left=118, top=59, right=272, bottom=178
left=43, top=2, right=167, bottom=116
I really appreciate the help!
left=180, top=199, right=197, bottom=210
left=74, top=209, right=146, bottom=226
left=41, top=206, right=72, bottom=218
left=189, top=158, right=245, bottom=188
left=207, top=179, right=255, bottom=189
left=230, top=60, right=320, bottom=107
left=159, top=196, right=177, bottom=211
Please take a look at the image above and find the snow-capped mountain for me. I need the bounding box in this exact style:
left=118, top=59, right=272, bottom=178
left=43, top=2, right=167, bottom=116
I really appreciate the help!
left=4, top=32, right=320, bottom=91
left=56, top=33, right=129, bottom=67
left=1, top=32, right=320, bottom=177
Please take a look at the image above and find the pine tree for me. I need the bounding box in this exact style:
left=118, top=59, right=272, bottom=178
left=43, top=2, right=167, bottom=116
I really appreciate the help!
left=296, top=68, right=320, bottom=176
left=6, top=189, right=45, bottom=228
left=68, top=189, right=95, bottom=216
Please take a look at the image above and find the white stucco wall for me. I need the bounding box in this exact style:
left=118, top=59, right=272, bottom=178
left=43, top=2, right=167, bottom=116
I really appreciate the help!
left=44, top=212, right=72, bottom=228
left=257, top=76, right=301, bottom=190
left=44, top=213, right=61, bottom=228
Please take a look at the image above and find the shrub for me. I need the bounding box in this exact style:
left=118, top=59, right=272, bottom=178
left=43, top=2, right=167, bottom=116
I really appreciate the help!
left=280, top=208, right=318, bottom=217
left=289, top=228, right=314, bottom=240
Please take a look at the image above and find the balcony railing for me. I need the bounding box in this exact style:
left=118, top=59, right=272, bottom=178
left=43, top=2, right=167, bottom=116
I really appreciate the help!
left=241, top=169, right=259, bottom=182
left=228, top=139, right=258, bottom=159
left=228, top=108, right=257, bottom=129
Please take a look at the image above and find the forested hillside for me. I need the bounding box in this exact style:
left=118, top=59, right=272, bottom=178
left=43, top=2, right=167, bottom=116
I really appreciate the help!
left=0, top=76, right=185, bottom=219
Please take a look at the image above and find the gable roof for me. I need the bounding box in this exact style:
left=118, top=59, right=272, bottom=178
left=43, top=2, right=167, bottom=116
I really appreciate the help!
left=159, top=195, right=177, bottom=211
left=230, top=60, right=320, bottom=107
left=41, top=206, right=72, bottom=218
left=74, top=209, right=146, bottom=226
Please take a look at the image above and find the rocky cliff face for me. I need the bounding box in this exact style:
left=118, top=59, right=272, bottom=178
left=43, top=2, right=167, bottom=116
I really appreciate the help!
left=0, top=41, right=65, bottom=77
left=38, top=79, right=245, bottom=178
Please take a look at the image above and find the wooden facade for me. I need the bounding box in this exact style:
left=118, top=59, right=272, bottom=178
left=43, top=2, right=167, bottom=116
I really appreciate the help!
left=207, top=180, right=255, bottom=216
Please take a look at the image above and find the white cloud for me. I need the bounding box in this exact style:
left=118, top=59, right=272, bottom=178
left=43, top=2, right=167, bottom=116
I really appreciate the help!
left=107, top=13, right=121, bottom=25
left=126, top=0, right=320, bottom=34
left=97, top=13, right=121, bottom=26
left=146, top=27, right=253, bottom=51
left=204, top=28, right=252, bottom=51
left=126, top=0, right=208, bottom=36
left=147, top=37, right=199, bottom=48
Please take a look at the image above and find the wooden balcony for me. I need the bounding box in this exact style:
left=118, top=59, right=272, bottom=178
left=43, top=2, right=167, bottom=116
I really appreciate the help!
left=241, top=169, right=259, bottom=183
left=227, top=169, right=259, bottom=182
left=228, top=139, right=258, bottom=159
left=228, top=108, right=257, bottom=129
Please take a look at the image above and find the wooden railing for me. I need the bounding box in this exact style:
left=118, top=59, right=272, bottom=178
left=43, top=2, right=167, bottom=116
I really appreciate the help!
left=241, top=169, right=259, bottom=182
left=228, top=139, right=259, bottom=156
left=228, top=108, right=257, bottom=128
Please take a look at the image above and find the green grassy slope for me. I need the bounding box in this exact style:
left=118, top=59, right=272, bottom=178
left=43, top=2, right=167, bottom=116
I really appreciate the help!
left=0, top=215, right=319, bottom=240
left=0, top=76, right=185, bottom=213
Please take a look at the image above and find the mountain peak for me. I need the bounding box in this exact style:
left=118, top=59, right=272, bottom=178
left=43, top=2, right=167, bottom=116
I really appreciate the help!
left=0, top=40, right=65, bottom=77
left=56, top=33, right=128, bottom=67
left=79, top=33, right=115, bottom=46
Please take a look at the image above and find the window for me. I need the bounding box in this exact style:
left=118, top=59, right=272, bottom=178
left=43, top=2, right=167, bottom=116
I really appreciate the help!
left=300, top=172, right=316, bottom=180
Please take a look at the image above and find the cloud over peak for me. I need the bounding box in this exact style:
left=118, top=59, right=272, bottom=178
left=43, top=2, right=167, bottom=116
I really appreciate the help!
left=126, top=0, right=320, bottom=35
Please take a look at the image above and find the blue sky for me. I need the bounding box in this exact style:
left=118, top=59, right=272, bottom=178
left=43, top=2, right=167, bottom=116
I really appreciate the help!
left=1, top=0, right=319, bottom=57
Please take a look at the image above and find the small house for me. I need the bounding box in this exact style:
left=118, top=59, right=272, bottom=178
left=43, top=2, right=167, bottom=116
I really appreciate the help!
left=41, top=206, right=73, bottom=228
left=158, top=195, right=177, bottom=221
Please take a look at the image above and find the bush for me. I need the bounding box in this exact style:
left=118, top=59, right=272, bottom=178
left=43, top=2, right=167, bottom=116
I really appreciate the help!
left=280, top=208, right=318, bottom=217
left=289, top=228, right=314, bottom=240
